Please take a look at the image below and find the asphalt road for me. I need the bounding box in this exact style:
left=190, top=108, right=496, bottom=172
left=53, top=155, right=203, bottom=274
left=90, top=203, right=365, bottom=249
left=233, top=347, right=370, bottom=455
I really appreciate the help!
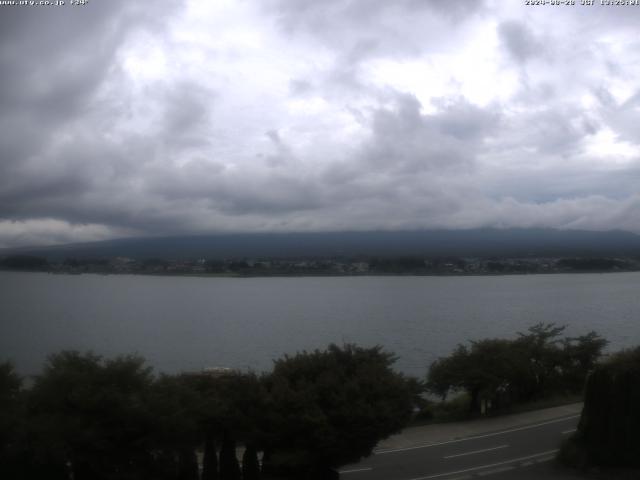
left=339, top=414, right=580, bottom=480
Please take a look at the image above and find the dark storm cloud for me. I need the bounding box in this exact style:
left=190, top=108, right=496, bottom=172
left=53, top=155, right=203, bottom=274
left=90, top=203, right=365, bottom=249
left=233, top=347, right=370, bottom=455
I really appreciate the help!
left=500, top=104, right=598, bottom=158
left=265, top=0, right=486, bottom=28
left=0, top=1, right=177, bottom=132
left=113, top=93, right=496, bottom=227
left=498, top=20, right=542, bottom=63
left=0, top=1, right=183, bottom=244
left=0, top=1, right=180, bottom=187
left=162, top=83, right=217, bottom=150
left=263, top=0, right=487, bottom=64
left=360, top=94, right=498, bottom=174
left=1, top=0, right=640, bottom=247
left=483, top=163, right=640, bottom=205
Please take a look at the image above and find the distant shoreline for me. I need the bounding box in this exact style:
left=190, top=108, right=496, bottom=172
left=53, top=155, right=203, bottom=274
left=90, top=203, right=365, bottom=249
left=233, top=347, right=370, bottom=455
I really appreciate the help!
left=2, top=268, right=639, bottom=279
left=3, top=251, right=639, bottom=277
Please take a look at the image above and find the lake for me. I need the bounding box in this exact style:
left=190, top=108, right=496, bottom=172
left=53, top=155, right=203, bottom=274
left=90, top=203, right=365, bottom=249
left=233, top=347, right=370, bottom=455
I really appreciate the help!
left=1, top=271, right=639, bottom=377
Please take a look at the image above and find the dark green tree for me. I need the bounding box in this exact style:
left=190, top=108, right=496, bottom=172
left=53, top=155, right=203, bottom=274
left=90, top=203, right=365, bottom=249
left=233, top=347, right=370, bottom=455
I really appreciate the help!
left=219, top=431, right=242, bottom=480
left=0, top=362, right=25, bottom=479
left=242, top=444, right=261, bottom=480
left=177, top=448, right=199, bottom=480
left=427, top=340, right=526, bottom=413
left=261, top=344, right=417, bottom=478
left=515, top=323, right=567, bottom=400
left=27, top=351, right=155, bottom=480
left=147, top=374, right=205, bottom=480
left=182, top=370, right=266, bottom=480
left=426, top=324, right=607, bottom=415
left=1, top=255, right=48, bottom=270
left=560, top=331, right=608, bottom=392
left=426, top=344, right=469, bottom=402
left=202, top=431, right=219, bottom=480
left=561, top=347, right=640, bottom=468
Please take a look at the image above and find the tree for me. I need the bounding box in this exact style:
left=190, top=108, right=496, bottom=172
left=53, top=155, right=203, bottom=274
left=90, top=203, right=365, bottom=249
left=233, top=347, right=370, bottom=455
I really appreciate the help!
left=427, top=340, right=527, bottom=413
left=560, top=331, right=608, bottom=393
left=426, top=324, right=607, bottom=415
left=515, top=323, right=567, bottom=400
left=242, top=444, right=261, bottom=480
left=426, top=344, right=469, bottom=402
left=181, top=370, right=266, bottom=480
left=219, top=431, right=241, bottom=480
left=147, top=374, right=204, bottom=480
left=202, top=431, right=219, bottom=480
left=0, top=362, right=25, bottom=479
left=561, top=347, right=640, bottom=468
left=1, top=255, right=48, bottom=270
left=26, top=351, right=155, bottom=480
left=261, top=344, right=417, bottom=478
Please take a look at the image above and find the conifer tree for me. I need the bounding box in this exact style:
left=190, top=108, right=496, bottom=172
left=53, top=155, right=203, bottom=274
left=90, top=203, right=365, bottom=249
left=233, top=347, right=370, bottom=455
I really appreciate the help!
left=219, top=431, right=241, bottom=480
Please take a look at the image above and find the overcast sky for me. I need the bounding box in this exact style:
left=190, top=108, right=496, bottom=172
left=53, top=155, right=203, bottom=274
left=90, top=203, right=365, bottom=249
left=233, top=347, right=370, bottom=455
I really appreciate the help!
left=1, top=0, right=639, bottom=248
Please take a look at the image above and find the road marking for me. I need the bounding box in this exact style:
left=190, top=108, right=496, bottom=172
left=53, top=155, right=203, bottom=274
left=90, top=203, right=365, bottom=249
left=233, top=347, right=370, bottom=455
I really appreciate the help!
left=477, top=465, right=515, bottom=476
left=339, top=467, right=373, bottom=474
left=407, top=449, right=559, bottom=480
left=561, top=428, right=577, bottom=435
left=535, top=456, right=554, bottom=464
left=375, top=415, right=579, bottom=455
left=444, top=444, right=508, bottom=459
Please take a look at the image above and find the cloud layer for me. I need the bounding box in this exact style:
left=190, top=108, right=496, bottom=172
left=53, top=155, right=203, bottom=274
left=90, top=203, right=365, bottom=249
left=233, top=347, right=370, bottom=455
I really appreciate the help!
left=1, top=0, right=639, bottom=247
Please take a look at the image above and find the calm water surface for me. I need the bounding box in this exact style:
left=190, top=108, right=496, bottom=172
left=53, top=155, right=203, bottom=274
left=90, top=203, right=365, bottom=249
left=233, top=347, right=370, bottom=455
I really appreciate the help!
left=1, top=271, right=639, bottom=377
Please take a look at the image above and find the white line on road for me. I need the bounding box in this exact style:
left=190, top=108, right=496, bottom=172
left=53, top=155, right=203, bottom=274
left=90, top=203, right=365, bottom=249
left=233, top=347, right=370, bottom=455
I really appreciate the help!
left=375, top=415, right=579, bottom=455
left=561, top=429, right=577, bottom=435
left=339, top=467, right=373, bottom=474
left=408, top=449, right=559, bottom=480
left=443, top=444, right=508, bottom=459
left=477, top=465, right=515, bottom=476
